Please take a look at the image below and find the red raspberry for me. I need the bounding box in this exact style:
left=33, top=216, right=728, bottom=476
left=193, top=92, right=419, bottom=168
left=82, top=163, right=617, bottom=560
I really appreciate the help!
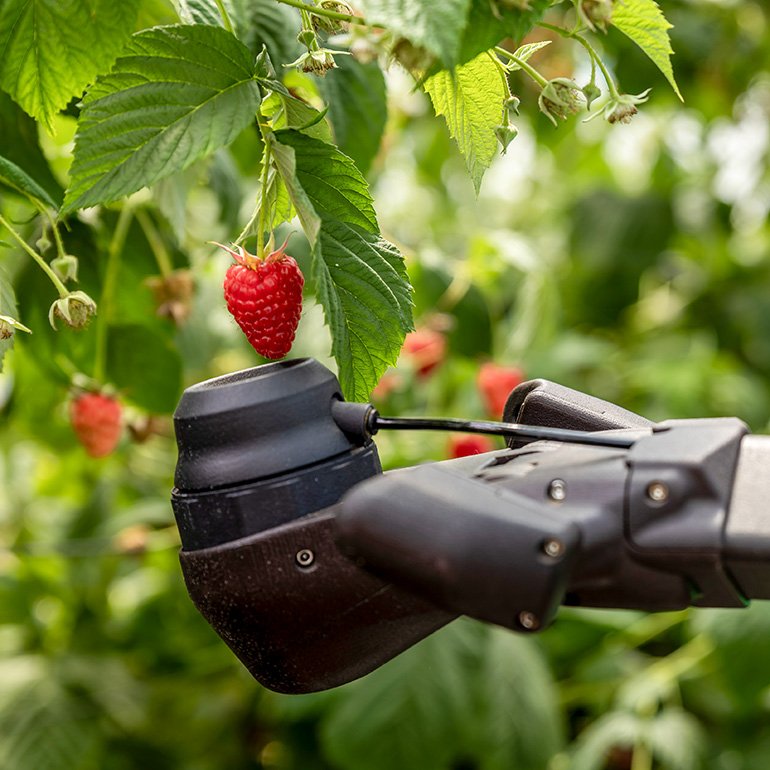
left=70, top=392, right=122, bottom=458
left=477, top=362, right=525, bottom=418
left=447, top=433, right=494, bottom=459
left=219, top=238, right=304, bottom=360
left=402, top=328, right=446, bottom=377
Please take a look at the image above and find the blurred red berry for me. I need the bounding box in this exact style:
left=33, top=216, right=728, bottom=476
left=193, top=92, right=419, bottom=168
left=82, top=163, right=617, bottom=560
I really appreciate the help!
left=372, top=371, right=402, bottom=401
left=477, top=362, right=525, bottom=417
left=447, top=434, right=495, bottom=459
left=402, top=328, right=446, bottom=377
left=70, top=392, right=122, bottom=458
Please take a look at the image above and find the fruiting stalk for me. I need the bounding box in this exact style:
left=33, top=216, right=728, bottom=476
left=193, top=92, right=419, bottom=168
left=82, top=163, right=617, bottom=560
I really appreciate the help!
left=0, top=213, right=69, bottom=298
left=273, top=0, right=364, bottom=26
left=494, top=47, right=549, bottom=88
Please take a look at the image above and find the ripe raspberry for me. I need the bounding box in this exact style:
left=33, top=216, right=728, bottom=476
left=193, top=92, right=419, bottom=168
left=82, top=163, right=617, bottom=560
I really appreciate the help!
left=219, top=239, right=304, bottom=360
left=447, top=434, right=494, bottom=459
left=402, top=328, right=446, bottom=377
left=477, top=362, right=525, bottom=418
left=70, top=392, right=122, bottom=458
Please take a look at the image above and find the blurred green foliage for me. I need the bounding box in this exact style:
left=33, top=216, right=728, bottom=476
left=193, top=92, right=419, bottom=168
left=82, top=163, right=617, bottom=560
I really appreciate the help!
left=4, top=1, right=770, bottom=769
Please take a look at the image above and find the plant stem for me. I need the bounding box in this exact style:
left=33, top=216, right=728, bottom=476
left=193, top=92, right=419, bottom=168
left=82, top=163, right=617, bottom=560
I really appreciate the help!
left=274, top=0, right=365, bottom=26
left=93, top=206, right=133, bottom=382
left=256, top=126, right=273, bottom=256
left=214, top=0, right=235, bottom=34
left=538, top=22, right=621, bottom=99
left=32, top=200, right=68, bottom=261
left=631, top=742, right=653, bottom=770
left=494, top=46, right=549, bottom=88
left=0, top=213, right=69, bottom=297
left=135, top=209, right=174, bottom=278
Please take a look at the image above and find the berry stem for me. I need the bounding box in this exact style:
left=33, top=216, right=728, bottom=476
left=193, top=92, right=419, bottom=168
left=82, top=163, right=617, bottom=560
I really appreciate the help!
left=0, top=212, right=69, bottom=298
left=274, top=0, right=365, bottom=25
left=214, top=0, right=235, bottom=34
left=494, top=46, right=549, bottom=88
left=256, top=125, right=274, bottom=257
left=135, top=208, right=174, bottom=278
left=94, top=206, right=133, bottom=382
left=538, top=22, right=622, bottom=100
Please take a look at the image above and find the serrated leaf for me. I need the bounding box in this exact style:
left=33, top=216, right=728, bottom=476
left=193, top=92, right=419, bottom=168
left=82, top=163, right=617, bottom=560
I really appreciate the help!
left=361, top=0, right=471, bottom=67
left=506, top=40, right=552, bottom=71
left=0, top=91, right=63, bottom=205
left=320, top=622, right=479, bottom=770
left=263, top=92, right=333, bottom=142
left=175, top=0, right=239, bottom=26
left=425, top=51, right=506, bottom=194
left=0, top=155, right=58, bottom=209
left=458, top=0, right=549, bottom=65
left=476, top=631, right=564, bottom=770
left=240, top=0, right=301, bottom=64
left=62, top=24, right=262, bottom=214
left=275, top=129, right=378, bottom=231
left=611, top=0, right=682, bottom=100
left=320, top=56, right=387, bottom=175
left=0, top=0, right=141, bottom=132
left=273, top=130, right=412, bottom=400
left=314, top=223, right=412, bottom=401
left=176, top=0, right=301, bottom=64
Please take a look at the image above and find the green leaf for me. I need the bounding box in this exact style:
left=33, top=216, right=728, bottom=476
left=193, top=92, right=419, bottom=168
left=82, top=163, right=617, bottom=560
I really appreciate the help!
left=62, top=24, right=262, bottom=214
left=319, top=56, right=387, bottom=175
left=0, top=155, right=58, bottom=209
left=457, top=0, right=549, bottom=65
left=505, top=40, right=552, bottom=71
left=611, top=0, right=682, bottom=100
left=0, top=91, right=63, bottom=205
left=262, top=92, right=333, bottom=142
left=273, top=130, right=412, bottom=400
left=0, top=0, right=141, bottom=132
left=313, top=223, right=413, bottom=402
left=425, top=51, right=506, bottom=194
left=176, top=0, right=301, bottom=64
left=240, top=0, right=301, bottom=64
left=276, top=130, right=377, bottom=231
left=361, top=0, right=471, bottom=67
left=106, top=324, right=182, bottom=413
left=320, top=622, right=480, bottom=770
left=475, top=631, right=564, bottom=770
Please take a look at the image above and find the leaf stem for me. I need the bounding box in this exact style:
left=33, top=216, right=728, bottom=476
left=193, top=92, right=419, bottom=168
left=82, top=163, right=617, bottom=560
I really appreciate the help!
left=273, top=0, right=365, bottom=26
left=135, top=209, right=174, bottom=278
left=494, top=46, right=548, bottom=88
left=94, top=206, right=133, bottom=382
left=214, top=0, right=235, bottom=34
left=538, top=22, right=621, bottom=99
left=0, top=212, right=69, bottom=297
left=32, top=200, right=68, bottom=261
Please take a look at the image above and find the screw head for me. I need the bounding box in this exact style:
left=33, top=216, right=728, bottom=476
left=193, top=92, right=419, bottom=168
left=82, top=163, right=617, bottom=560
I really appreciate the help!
left=547, top=479, right=567, bottom=502
left=543, top=539, right=565, bottom=558
left=518, top=611, right=539, bottom=631
left=646, top=481, right=669, bottom=504
left=295, top=548, right=315, bottom=568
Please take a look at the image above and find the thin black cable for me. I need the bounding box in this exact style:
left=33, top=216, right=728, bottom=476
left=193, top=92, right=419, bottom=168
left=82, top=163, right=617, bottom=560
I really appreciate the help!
left=370, top=414, right=638, bottom=449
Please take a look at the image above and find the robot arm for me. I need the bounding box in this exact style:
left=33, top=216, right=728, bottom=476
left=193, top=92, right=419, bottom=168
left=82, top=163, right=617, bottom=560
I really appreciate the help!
left=170, top=359, right=770, bottom=694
